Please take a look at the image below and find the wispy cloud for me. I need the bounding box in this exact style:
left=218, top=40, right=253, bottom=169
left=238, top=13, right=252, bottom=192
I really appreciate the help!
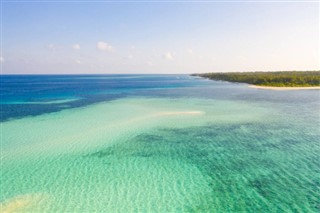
left=47, top=44, right=57, bottom=50
left=0, top=57, right=4, bottom=63
left=97, top=41, right=113, bottom=51
left=75, top=60, right=82, bottom=64
left=122, top=54, right=133, bottom=60
left=187, top=49, right=193, bottom=54
left=72, top=44, right=81, bottom=50
left=163, top=52, right=174, bottom=60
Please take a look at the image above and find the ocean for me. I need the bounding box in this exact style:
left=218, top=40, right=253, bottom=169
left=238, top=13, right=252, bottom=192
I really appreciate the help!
left=1, top=75, right=319, bottom=212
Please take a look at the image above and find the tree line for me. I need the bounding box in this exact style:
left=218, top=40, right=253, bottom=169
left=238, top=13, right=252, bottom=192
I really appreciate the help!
left=192, top=71, right=320, bottom=87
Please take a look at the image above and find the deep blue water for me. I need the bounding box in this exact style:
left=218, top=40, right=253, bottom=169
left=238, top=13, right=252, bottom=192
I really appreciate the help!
left=0, top=75, right=207, bottom=121
left=1, top=74, right=319, bottom=122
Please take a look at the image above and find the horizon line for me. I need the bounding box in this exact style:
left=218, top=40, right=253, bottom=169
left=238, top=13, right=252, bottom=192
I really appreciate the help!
left=1, top=70, right=319, bottom=75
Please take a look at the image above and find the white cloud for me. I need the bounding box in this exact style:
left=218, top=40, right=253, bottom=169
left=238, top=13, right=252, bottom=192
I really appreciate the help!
left=72, top=44, right=80, bottom=50
left=236, top=55, right=247, bottom=61
left=123, top=54, right=133, bottom=60
left=75, top=60, right=82, bottom=64
left=163, top=52, right=174, bottom=60
left=47, top=44, right=63, bottom=51
left=97, top=41, right=113, bottom=51
left=47, top=44, right=56, bottom=50
left=187, top=49, right=193, bottom=54
left=0, top=57, right=4, bottom=63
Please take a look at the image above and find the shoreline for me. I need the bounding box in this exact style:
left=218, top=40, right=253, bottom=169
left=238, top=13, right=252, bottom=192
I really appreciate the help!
left=248, top=85, right=320, bottom=90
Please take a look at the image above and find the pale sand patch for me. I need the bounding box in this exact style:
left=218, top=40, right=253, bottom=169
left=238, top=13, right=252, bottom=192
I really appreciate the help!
left=158, top=111, right=204, bottom=116
left=249, top=85, right=320, bottom=90
left=1, top=194, right=47, bottom=213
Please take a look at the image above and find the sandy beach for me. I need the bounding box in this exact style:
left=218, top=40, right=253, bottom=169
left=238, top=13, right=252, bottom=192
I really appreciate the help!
left=249, top=85, right=320, bottom=90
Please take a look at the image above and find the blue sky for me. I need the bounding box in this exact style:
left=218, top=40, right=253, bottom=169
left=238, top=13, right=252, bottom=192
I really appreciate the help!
left=1, top=1, right=319, bottom=74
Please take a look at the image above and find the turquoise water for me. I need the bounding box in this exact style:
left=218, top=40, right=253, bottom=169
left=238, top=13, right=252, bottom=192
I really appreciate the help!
left=1, top=75, right=319, bottom=212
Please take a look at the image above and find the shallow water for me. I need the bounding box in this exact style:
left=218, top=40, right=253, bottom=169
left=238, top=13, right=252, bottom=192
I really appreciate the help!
left=1, top=75, right=319, bottom=212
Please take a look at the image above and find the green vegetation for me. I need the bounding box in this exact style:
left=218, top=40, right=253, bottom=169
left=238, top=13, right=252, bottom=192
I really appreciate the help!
left=193, top=71, right=320, bottom=87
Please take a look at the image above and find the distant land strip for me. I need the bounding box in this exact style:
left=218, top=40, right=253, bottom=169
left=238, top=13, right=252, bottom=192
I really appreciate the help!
left=192, top=71, right=320, bottom=87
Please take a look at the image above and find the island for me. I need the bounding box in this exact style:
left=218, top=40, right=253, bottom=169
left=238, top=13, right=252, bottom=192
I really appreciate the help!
left=192, top=71, right=320, bottom=89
